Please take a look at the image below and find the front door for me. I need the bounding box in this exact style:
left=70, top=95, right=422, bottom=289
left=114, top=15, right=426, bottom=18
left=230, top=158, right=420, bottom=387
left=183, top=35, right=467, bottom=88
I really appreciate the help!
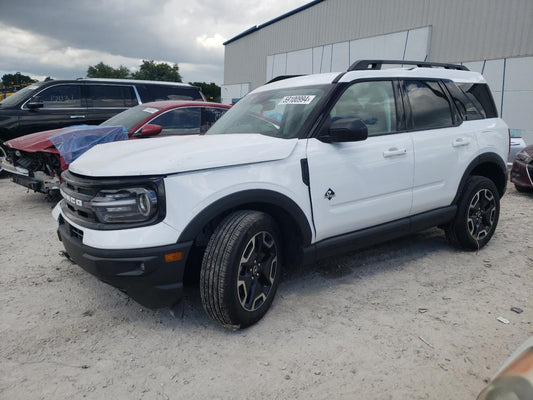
left=306, top=80, right=414, bottom=242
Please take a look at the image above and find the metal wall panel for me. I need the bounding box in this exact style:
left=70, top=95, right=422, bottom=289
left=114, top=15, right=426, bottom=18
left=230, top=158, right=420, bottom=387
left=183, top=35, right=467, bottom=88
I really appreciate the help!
left=224, top=0, right=533, bottom=89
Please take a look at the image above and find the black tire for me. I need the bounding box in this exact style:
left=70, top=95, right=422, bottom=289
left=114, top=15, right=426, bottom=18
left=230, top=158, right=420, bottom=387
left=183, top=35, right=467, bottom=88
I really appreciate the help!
left=0, top=142, right=7, bottom=177
left=515, top=184, right=533, bottom=193
left=200, top=210, right=281, bottom=329
left=445, top=176, right=500, bottom=250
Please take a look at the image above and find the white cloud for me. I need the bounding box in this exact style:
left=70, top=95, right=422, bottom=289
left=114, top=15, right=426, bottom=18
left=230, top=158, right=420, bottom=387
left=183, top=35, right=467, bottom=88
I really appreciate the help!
left=0, top=0, right=311, bottom=85
left=196, top=34, right=225, bottom=51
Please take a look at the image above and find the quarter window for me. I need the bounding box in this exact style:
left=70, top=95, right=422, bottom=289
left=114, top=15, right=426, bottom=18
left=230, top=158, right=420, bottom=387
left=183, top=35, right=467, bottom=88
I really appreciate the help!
left=404, top=80, right=453, bottom=130
left=330, top=81, right=397, bottom=136
left=31, top=85, right=82, bottom=108
left=457, top=83, right=498, bottom=118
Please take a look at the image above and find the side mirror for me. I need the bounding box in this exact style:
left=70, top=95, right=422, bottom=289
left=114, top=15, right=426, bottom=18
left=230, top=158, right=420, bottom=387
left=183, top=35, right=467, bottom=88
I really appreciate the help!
left=26, top=102, right=44, bottom=110
left=320, top=118, right=368, bottom=143
left=139, top=124, right=163, bottom=137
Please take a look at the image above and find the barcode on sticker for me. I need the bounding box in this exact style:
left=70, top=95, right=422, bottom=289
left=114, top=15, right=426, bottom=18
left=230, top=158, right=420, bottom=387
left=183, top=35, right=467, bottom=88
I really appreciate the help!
left=279, top=95, right=316, bottom=105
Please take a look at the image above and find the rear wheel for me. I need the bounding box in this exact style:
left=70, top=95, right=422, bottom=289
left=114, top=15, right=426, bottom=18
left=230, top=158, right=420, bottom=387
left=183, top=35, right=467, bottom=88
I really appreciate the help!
left=445, top=176, right=500, bottom=250
left=200, top=210, right=281, bottom=329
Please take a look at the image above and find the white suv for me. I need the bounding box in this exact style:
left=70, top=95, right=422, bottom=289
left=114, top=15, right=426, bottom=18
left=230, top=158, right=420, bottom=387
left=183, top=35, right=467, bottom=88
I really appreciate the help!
left=53, top=60, right=509, bottom=329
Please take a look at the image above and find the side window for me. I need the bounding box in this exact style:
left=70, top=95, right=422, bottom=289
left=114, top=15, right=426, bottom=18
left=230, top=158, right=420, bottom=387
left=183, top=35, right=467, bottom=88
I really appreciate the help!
left=150, top=107, right=201, bottom=135
left=201, top=107, right=227, bottom=133
left=404, top=80, right=453, bottom=130
left=87, top=85, right=137, bottom=108
left=443, top=81, right=483, bottom=120
left=31, top=85, right=82, bottom=108
left=330, top=80, right=397, bottom=136
left=147, top=85, right=202, bottom=101
left=457, top=83, right=498, bottom=118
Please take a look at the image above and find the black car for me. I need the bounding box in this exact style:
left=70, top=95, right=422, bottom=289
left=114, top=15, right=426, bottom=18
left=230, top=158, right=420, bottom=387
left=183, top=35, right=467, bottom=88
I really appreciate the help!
left=0, top=78, right=204, bottom=173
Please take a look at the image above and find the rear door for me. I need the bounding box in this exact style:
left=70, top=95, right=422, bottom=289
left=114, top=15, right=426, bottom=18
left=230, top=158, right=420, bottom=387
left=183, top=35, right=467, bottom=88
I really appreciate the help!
left=84, top=84, right=138, bottom=125
left=306, top=79, right=414, bottom=242
left=404, top=79, right=479, bottom=214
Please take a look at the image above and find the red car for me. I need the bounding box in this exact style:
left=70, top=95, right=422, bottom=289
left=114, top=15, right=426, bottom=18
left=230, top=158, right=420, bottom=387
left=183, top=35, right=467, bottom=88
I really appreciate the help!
left=1, top=101, right=230, bottom=197
left=510, top=144, right=533, bottom=193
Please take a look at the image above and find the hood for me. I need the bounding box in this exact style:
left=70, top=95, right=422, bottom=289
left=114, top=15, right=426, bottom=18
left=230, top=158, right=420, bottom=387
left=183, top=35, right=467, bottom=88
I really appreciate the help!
left=69, top=134, right=299, bottom=177
left=5, top=128, right=69, bottom=153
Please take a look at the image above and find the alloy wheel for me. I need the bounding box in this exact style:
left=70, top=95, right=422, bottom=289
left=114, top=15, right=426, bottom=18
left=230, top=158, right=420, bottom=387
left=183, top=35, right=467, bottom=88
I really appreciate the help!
left=467, top=188, right=496, bottom=241
left=237, top=231, right=278, bottom=312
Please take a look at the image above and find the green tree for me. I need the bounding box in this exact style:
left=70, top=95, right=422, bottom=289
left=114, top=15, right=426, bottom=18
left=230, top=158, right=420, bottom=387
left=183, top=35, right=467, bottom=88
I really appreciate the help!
left=87, top=62, right=131, bottom=79
left=2, top=72, right=36, bottom=88
left=132, top=60, right=182, bottom=82
left=189, top=82, right=221, bottom=102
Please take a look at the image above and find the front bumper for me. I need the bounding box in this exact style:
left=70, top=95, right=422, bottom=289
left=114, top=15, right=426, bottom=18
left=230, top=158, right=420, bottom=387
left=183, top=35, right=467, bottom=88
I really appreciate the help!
left=57, top=216, right=192, bottom=309
left=510, top=159, right=533, bottom=189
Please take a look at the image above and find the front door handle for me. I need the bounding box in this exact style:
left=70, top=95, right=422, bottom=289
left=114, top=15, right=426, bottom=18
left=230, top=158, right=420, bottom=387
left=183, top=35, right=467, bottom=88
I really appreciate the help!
left=452, top=137, right=470, bottom=147
left=383, top=147, right=407, bottom=158
left=69, top=115, right=86, bottom=119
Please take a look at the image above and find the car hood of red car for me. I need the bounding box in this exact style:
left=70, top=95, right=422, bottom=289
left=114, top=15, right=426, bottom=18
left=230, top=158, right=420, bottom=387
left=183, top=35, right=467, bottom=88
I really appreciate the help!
left=4, top=128, right=70, bottom=153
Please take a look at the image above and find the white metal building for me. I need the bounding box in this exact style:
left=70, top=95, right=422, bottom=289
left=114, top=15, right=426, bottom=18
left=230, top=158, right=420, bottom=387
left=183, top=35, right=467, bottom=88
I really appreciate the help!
left=222, top=0, right=533, bottom=143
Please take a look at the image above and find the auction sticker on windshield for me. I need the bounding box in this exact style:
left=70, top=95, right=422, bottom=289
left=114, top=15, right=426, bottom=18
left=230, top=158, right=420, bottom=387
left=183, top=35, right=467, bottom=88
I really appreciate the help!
left=279, top=95, right=316, bottom=105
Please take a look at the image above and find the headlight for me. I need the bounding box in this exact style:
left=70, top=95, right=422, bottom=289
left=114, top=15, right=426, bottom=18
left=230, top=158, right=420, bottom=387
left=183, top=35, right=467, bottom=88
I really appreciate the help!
left=516, top=150, right=533, bottom=163
left=90, top=187, right=158, bottom=223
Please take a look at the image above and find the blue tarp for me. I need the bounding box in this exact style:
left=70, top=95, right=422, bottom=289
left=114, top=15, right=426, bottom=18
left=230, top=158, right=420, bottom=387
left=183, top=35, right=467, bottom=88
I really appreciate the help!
left=49, top=125, right=128, bottom=164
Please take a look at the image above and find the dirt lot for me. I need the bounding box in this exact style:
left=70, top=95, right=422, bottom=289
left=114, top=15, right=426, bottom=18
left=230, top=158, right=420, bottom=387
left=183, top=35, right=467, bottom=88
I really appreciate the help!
left=0, top=177, right=532, bottom=400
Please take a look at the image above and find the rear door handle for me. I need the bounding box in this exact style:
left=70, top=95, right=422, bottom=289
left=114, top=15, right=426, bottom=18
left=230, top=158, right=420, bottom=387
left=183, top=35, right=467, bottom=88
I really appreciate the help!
left=452, top=137, right=470, bottom=147
left=69, top=115, right=86, bottom=119
left=383, top=147, right=407, bottom=158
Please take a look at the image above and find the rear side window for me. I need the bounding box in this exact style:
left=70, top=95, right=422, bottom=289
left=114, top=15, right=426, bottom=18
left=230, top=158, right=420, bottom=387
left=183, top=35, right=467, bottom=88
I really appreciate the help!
left=31, top=85, right=82, bottom=108
left=87, top=85, right=137, bottom=108
left=404, top=80, right=453, bottom=130
left=457, top=83, right=498, bottom=118
left=144, top=85, right=202, bottom=101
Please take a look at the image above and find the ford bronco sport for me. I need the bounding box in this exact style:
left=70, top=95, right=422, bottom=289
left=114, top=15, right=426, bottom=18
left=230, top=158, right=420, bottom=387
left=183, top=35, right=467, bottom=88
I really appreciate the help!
left=53, top=60, right=509, bottom=329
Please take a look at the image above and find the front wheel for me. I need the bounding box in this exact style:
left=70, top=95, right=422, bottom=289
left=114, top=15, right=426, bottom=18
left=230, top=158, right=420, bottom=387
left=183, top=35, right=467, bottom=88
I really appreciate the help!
left=200, top=210, right=281, bottom=329
left=445, top=176, right=500, bottom=250
left=0, top=142, right=7, bottom=176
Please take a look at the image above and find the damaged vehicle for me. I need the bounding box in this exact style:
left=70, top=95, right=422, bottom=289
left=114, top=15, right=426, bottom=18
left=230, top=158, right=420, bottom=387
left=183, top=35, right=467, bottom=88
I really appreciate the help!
left=510, top=144, right=533, bottom=193
left=1, top=101, right=229, bottom=197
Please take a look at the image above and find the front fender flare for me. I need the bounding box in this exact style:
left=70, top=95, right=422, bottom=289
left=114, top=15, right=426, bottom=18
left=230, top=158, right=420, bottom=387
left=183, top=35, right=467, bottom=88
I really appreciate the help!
left=177, top=189, right=313, bottom=245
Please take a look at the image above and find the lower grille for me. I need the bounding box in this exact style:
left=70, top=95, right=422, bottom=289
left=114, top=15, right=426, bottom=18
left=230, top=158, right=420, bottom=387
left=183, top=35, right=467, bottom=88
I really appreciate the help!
left=70, top=224, right=84, bottom=241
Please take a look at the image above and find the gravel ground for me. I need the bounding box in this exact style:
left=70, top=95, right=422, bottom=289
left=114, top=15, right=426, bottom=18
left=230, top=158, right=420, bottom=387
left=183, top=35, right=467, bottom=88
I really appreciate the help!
left=1, top=176, right=532, bottom=399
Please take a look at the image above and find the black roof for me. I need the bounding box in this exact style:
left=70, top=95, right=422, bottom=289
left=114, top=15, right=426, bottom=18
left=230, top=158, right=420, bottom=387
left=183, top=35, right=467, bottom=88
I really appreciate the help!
left=224, top=0, right=325, bottom=45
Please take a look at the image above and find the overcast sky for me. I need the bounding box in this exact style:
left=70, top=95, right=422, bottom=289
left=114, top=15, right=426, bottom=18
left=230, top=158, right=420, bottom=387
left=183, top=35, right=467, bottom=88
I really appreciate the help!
left=0, top=0, right=310, bottom=85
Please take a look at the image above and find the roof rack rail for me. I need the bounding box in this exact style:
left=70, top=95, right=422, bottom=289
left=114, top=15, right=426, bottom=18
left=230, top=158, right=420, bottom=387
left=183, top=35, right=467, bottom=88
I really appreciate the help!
left=266, top=75, right=304, bottom=84
left=348, top=60, right=469, bottom=71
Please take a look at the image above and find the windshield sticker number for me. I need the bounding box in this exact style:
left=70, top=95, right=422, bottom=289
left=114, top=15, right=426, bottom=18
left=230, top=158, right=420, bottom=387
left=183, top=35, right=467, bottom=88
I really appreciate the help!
left=279, top=95, right=316, bottom=105
left=142, top=107, right=159, bottom=114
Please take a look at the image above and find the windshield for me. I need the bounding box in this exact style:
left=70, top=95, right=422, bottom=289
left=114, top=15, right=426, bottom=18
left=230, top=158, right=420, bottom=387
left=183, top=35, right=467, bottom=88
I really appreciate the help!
left=207, top=85, right=329, bottom=139
left=0, top=83, right=44, bottom=106
left=102, top=104, right=161, bottom=132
